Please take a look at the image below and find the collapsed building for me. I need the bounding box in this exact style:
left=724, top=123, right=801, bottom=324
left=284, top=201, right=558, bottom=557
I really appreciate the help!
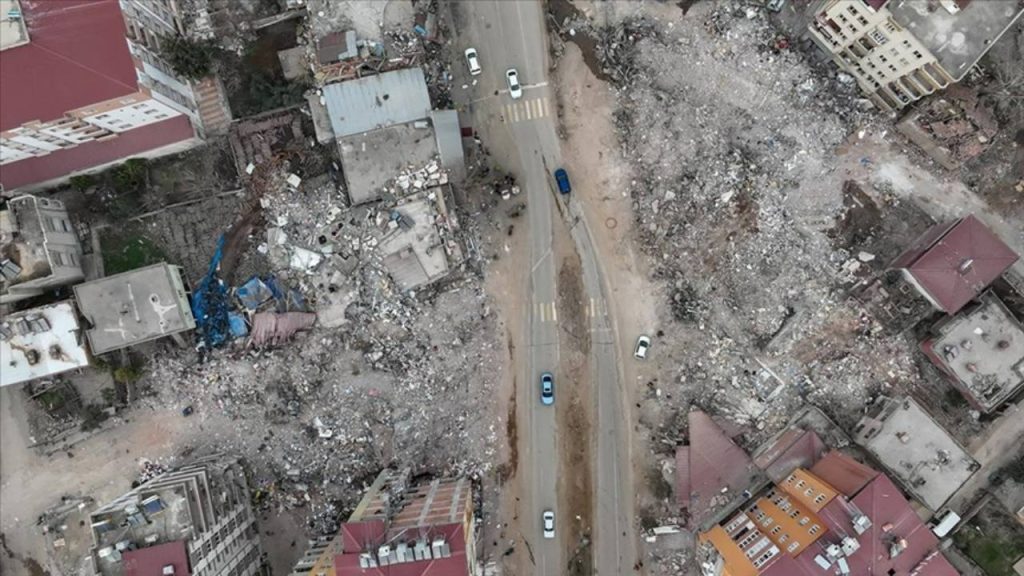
left=290, top=468, right=477, bottom=576
left=697, top=452, right=958, bottom=576
left=921, top=290, right=1024, bottom=413
left=1, top=194, right=84, bottom=305
left=807, top=0, right=1024, bottom=111
left=853, top=396, right=977, bottom=511
left=87, top=455, right=263, bottom=576
left=0, top=300, right=90, bottom=387
left=73, top=262, right=195, bottom=355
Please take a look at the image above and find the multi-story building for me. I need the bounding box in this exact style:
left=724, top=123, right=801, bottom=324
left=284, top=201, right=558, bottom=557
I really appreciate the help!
left=0, top=0, right=230, bottom=192
left=0, top=300, right=91, bottom=387
left=73, top=262, right=195, bottom=355
left=921, top=290, right=1024, bottom=413
left=88, top=455, right=264, bottom=576
left=119, top=0, right=232, bottom=140
left=1, top=195, right=84, bottom=304
left=807, top=0, right=1024, bottom=111
left=698, top=452, right=958, bottom=576
left=290, top=468, right=478, bottom=576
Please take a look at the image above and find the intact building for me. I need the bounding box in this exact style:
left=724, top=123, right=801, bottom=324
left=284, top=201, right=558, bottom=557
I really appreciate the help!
left=88, top=455, right=263, bottom=576
left=891, top=214, right=1018, bottom=315
left=0, top=300, right=90, bottom=387
left=922, top=290, right=1024, bottom=413
left=807, top=0, right=1024, bottom=111
left=698, top=452, right=958, bottom=576
left=0, top=0, right=202, bottom=191
left=73, top=262, right=195, bottom=354
left=290, top=468, right=477, bottom=576
left=1, top=195, right=84, bottom=304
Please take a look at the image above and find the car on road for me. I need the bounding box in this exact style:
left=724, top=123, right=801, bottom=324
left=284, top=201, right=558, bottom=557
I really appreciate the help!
left=506, top=68, right=523, bottom=99
left=634, top=335, right=651, bottom=360
left=542, top=510, right=555, bottom=538
left=540, top=372, right=554, bottom=405
left=554, top=168, right=571, bottom=195
left=465, top=48, right=481, bottom=76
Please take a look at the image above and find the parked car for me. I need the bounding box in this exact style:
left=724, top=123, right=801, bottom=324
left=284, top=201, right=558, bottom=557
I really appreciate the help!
left=540, top=372, right=554, bottom=405
left=542, top=510, right=555, bottom=539
left=766, top=0, right=785, bottom=12
left=554, top=168, right=571, bottom=195
left=634, top=335, right=651, bottom=359
left=506, top=68, right=523, bottom=99
left=464, top=48, right=481, bottom=76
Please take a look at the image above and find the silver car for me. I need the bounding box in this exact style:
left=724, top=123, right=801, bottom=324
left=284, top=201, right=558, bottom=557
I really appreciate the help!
left=542, top=510, right=555, bottom=539
left=634, top=335, right=651, bottom=360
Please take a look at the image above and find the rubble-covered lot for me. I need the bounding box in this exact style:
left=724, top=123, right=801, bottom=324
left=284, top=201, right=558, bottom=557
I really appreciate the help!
left=552, top=1, right=1023, bottom=573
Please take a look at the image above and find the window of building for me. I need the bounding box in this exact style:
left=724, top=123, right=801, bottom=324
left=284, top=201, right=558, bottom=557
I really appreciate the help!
left=771, top=526, right=782, bottom=535
left=799, top=517, right=810, bottom=526
left=779, top=534, right=789, bottom=544
left=68, top=252, right=80, bottom=267
left=787, top=542, right=800, bottom=553
left=847, top=5, right=858, bottom=15
left=42, top=217, right=55, bottom=232
left=870, top=29, right=889, bottom=45
left=60, top=218, right=70, bottom=232
left=50, top=250, right=64, bottom=266
left=813, top=494, right=826, bottom=504
left=789, top=509, right=800, bottom=519
left=809, top=525, right=820, bottom=535
left=913, top=50, right=923, bottom=59
left=761, top=517, right=774, bottom=528
left=857, top=15, right=868, bottom=26
left=796, top=479, right=806, bottom=489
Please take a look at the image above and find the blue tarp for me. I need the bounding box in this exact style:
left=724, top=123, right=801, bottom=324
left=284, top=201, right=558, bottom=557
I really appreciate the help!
left=228, top=312, right=249, bottom=338
left=190, top=235, right=231, bottom=349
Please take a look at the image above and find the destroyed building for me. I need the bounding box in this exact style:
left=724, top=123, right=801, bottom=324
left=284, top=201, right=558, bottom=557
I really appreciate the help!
left=921, top=290, right=1024, bottom=413
left=314, top=67, right=465, bottom=204
left=0, top=195, right=84, bottom=304
left=807, top=0, right=1024, bottom=111
left=676, top=410, right=763, bottom=529
left=88, top=455, right=263, bottom=576
left=890, top=214, right=1019, bottom=315
left=853, top=396, right=976, bottom=511
left=290, top=468, right=477, bottom=576
left=0, top=300, right=89, bottom=387
left=698, top=452, right=958, bottom=576
left=0, top=0, right=198, bottom=191
left=73, top=262, right=195, bottom=355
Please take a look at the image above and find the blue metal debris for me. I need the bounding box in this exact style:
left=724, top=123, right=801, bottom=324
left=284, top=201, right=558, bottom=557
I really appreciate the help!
left=190, top=235, right=231, bottom=349
left=228, top=312, right=249, bottom=338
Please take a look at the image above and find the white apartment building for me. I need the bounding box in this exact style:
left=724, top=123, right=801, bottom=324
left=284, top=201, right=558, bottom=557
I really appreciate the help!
left=808, top=0, right=1024, bottom=111
left=0, top=195, right=84, bottom=304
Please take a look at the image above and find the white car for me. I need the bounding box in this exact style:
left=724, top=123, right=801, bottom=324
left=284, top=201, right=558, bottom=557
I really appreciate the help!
left=464, top=48, right=481, bottom=76
left=634, top=335, right=651, bottom=360
left=506, top=68, right=523, bottom=99
left=542, top=510, right=555, bottom=539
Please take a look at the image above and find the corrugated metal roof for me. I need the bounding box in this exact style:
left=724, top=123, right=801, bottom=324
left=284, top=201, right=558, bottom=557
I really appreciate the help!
left=810, top=451, right=879, bottom=498
left=122, top=540, right=191, bottom=576
left=754, top=428, right=827, bottom=483
left=323, top=68, right=432, bottom=138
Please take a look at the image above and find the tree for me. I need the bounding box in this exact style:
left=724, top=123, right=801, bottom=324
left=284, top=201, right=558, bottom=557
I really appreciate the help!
left=163, top=36, right=217, bottom=80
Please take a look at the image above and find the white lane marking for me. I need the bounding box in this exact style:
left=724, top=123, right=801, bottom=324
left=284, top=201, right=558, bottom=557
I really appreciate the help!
left=551, top=303, right=557, bottom=323
left=525, top=100, right=534, bottom=120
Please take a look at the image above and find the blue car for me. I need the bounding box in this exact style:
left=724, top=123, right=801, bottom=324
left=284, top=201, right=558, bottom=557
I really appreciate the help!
left=554, top=168, right=571, bottom=195
left=540, top=372, right=554, bottom=405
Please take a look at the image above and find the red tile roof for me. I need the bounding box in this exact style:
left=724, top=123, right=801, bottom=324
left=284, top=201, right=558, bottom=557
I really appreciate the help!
left=335, top=522, right=469, bottom=576
left=1, top=0, right=139, bottom=130
left=891, top=214, right=1018, bottom=314
left=0, top=116, right=194, bottom=190
left=122, top=540, right=191, bottom=576
left=809, top=451, right=879, bottom=498
left=766, top=474, right=958, bottom=576
left=753, top=428, right=826, bottom=483
left=678, top=410, right=758, bottom=526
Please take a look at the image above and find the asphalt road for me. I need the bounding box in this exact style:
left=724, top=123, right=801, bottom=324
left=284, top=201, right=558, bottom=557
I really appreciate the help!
left=452, top=2, right=637, bottom=573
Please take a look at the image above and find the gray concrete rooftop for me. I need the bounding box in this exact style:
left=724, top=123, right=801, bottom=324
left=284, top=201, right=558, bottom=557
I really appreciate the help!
left=888, top=0, right=1024, bottom=80
left=73, top=263, right=195, bottom=354
left=377, top=195, right=452, bottom=291
left=860, top=396, right=976, bottom=510
left=930, top=291, right=1024, bottom=411
left=339, top=122, right=440, bottom=205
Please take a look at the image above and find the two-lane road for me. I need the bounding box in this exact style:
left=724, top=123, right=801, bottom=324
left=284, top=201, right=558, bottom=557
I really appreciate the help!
left=452, top=1, right=638, bottom=574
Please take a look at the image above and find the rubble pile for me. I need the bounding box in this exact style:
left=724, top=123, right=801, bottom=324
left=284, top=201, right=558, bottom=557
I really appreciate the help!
left=141, top=172, right=502, bottom=526
left=602, top=3, right=918, bottom=435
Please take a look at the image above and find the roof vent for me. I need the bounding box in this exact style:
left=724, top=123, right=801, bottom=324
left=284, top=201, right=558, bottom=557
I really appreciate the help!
left=358, top=552, right=377, bottom=568
left=851, top=514, right=872, bottom=535
left=841, top=536, right=860, bottom=556
left=958, top=258, right=974, bottom=274
left=162, top=565, right=176, bottom=575
left=395, top=542, right=412, bottom=563
left=414, top=539, right=431, bottom=561
left=377, top=545, right=392, bottom=566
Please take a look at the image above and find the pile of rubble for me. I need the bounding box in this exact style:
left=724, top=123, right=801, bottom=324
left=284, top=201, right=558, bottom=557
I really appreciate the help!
left=596, top=3, right=920, bottom=438
left=139, top=164, right=502, bottom=528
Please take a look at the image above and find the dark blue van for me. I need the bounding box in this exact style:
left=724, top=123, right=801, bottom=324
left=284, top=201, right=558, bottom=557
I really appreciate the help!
left=554, top=168, right=571, bottom=195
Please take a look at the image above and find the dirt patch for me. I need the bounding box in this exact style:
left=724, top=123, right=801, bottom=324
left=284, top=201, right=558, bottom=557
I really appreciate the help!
left=548, top=0, right=609, bottom=83
left=555, top=251, right=595, bottom=576
left=502, top=368, right=519, bottom=484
